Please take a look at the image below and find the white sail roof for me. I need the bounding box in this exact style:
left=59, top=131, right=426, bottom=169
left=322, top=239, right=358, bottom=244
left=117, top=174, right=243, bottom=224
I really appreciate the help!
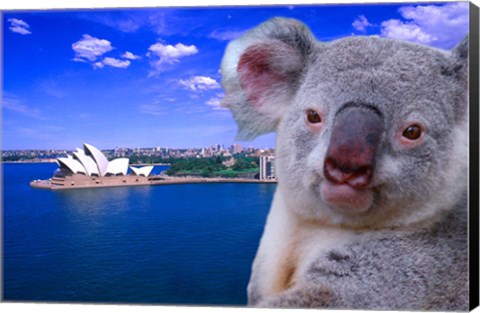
left=57, top=157, right=87, bottom=175
left=130, top=166, right=154, bottom=177
left=83, top=143, right=109, bottom=176
left=106, top=158, right=129, bottom=176
left=73, top=148, right=99, bottom=176
left=55, top=143, right=140, bottom=178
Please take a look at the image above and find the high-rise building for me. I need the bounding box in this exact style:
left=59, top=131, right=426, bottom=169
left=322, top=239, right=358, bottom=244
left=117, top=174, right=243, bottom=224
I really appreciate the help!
left=232, top=144, right=243, bottom=154
left=259, top=156, right=276, bottom=180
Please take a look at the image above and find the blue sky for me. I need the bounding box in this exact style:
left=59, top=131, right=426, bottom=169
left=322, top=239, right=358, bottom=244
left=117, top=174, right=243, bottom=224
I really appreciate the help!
left=2, top=2, right=469, bottom=150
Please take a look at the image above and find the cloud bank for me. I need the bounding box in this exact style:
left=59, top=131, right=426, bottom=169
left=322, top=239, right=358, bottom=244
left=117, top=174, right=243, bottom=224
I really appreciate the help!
left=72, top=36, right=141, bottom=69
left=380, top=2, right=469, bottom=49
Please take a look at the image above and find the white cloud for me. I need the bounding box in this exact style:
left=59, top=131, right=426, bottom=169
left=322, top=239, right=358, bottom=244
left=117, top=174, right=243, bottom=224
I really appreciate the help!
left=8, top=18, right=29, bottom=28
left=147, top=42, right=198, bottom=73
left=102, top=57, right=131, bottom=68
left=209, top=29, right=245, bottom=41
left=77, top=11, right=173, bottom=35
left=148, top=42, right=198, bottom=61
left=8, top=18, right=31, bottom=35
left=71, top=36, right=135, bottom=69
left=73, top=57, right=88, bottom=63
left=179, top=76, right=221, bottom=92
left=17, top=125, right=64, bottom=141
left=122, top=51, right=141, bottom=60
left=380, top=2, right=469, bottom=49
left=93, top=61, right=105, bottom=69
left=352, top=15, right=372, bottom=32
left=206, top=94, right=227, bottom=111
left=140, top=103, right=165, bottom=116
left=37, top=80, right=66, bottom=99
left=381, top=20, right=435, bottom=44
left=71, top=35, right=133, bottom=70
left=3, top=94, right=43, bottom=119
left=111, top=19, right=143, bottom=33
left=72, top=34, right=113, bottom=62
left=92, top=57, right=131, bottom=69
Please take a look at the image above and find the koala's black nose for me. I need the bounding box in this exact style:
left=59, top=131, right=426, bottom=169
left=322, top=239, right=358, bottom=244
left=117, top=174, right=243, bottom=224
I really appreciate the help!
left=323, top=104, right=384, bottom=189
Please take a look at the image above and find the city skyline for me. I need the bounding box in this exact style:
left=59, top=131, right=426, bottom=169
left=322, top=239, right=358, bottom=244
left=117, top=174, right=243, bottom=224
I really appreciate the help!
left=2, top=142, right=276, bottom=163
left=2, top=2, right=469, bottom=150
left=2, top=142, right=272, bottom=152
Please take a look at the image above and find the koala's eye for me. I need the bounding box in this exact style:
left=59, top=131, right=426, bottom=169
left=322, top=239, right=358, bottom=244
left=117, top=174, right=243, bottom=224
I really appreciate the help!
left=402, top=124, right=422, bottom=140
left=306, top=109, right=322, bottom=124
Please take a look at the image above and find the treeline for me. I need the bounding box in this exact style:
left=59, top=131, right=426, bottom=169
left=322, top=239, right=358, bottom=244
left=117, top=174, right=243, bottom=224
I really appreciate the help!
left=3, top=156, right=36, bottom=162
left=165, top=156, right=259, bottom=178
left=128, top=155, right=171, bottom=164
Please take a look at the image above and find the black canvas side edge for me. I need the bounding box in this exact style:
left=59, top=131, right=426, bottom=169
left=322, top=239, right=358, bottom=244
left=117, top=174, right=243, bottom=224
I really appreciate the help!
left=469, top=1, right=480, bottom=311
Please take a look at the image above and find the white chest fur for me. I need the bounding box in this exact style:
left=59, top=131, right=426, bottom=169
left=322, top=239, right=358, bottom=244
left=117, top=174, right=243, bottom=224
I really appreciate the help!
left=249, top=189, right=357, bottom=299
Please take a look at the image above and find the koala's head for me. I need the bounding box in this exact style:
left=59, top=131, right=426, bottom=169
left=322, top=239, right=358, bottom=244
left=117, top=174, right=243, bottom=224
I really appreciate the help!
left=221, top=18, right=468, bottom=228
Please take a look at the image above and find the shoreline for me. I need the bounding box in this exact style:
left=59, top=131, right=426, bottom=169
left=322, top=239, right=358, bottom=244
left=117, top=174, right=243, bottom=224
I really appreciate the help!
left=2, top=160, right=170, bottom=166
left=2, top=160, right=57, bottom=163
left=30, top=175, right=276, bottom=190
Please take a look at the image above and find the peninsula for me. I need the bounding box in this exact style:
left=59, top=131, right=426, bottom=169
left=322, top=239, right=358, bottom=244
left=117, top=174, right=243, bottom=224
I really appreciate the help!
left=30, top=142, right=277, bottom=190
left=30, top=174, right=276, bottom=190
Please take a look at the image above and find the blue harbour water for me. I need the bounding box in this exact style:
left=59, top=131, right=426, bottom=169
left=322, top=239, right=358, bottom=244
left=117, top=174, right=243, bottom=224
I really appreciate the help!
left=2, top=163, right=275, bottom=305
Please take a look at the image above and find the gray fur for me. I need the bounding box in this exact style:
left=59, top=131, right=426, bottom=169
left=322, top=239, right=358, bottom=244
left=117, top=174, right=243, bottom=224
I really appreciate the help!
left=221, top=18, right=469, bottom=310
left=255, top=196, right=468, bottom=310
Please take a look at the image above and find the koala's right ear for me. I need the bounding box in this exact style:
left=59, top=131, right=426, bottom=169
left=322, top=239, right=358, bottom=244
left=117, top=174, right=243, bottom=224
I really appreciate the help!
left=221, top=18, right=316, bottom=140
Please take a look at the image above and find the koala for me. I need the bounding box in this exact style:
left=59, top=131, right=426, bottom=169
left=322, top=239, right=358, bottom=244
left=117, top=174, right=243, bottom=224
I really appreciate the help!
left=220, top=18, right=469, bottom=310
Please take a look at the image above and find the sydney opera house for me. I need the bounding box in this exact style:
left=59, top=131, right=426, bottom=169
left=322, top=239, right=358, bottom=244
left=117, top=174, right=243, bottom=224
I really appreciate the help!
left=31, top=143, right=157, bottom=189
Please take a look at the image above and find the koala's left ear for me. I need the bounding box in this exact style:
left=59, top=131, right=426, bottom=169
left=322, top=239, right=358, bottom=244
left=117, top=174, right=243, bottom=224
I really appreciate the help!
left=447, top=35, right=468, bottom=84
left=221, top=18, right=317, bottom=140
left=453, top=35, right=468, bottom=60
left=446, top=35, right=469, bottom=122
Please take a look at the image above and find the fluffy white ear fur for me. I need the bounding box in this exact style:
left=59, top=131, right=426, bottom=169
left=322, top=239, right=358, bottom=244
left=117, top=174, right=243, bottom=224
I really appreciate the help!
left=452, top=35, right=468, bottom=61
left=446, top=35, right=469, bottom=122
left=220, top=18, right=316, bottom=140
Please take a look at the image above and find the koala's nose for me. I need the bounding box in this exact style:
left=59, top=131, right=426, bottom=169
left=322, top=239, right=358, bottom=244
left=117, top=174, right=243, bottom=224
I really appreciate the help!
left=324, top=157, right=373, bottom=189
left=323, top=104, right=384, bottom=189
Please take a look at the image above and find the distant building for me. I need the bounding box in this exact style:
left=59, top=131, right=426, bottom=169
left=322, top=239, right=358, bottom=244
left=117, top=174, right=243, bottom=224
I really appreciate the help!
left=201, top=148, right=213, bottom=158
left=223, top=157, right=235, bottom=167
left=232, top=144, right=243, bottom=154
left=259, top=156, right=276, bottom=180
